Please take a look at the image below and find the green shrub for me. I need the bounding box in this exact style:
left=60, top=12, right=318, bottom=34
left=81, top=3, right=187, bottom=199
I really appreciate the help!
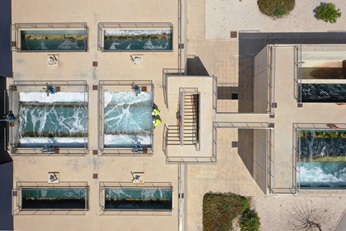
left=258, top=0, right=295, bottom=18
left=316, top=3, right=341, bottom=23
left=240, top=209, right=261, bottom=231
left=203, top=192, right=252, bottom=231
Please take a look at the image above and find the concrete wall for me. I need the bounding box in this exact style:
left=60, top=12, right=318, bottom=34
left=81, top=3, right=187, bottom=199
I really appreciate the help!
left=0, top=0, right=12, bottom=77
left=253, top=129, right=267, bottom=194
left=254, top=46, right=269, bottom=113
left=0, top=162, right=13, bottom=231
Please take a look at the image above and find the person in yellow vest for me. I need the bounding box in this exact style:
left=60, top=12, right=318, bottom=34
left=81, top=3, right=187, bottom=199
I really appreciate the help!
left=153, top=117, right=162, bottom=127
left=152, top=108, right=160, bottom=116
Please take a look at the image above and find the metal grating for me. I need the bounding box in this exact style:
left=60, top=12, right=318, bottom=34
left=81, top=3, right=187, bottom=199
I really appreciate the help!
left=231, top=141, right=238, bottom=148
left=230, top=31, right=237, bottom=38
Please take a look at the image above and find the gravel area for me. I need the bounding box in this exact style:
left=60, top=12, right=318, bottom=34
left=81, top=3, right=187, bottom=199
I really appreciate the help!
left=252, top=195, right=346, bottom=231
left=206, top=0, right=346, bottom=39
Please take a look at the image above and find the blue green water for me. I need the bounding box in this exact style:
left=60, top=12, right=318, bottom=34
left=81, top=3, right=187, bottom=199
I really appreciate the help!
left=105, top=188, right=172, bottom=210
left=298, top=162, right=346, bottom=188
left=104, top=92, right=153, bottom=148
left=19, top=104, right=87, bottom=137
left=298, top=130, right=346, bottom=188
left=103, top=29, right=172, bottom=51
left=22, top=188, right=87, bottom=209
left=21, top=30, right=87, bottom=51
left=299, top=84, right=346, bottom=103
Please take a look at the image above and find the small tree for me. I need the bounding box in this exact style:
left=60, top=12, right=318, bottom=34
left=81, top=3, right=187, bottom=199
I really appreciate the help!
left=316, top=3, right=341, bottom=23
left=288, top=200, right=322, bottom=231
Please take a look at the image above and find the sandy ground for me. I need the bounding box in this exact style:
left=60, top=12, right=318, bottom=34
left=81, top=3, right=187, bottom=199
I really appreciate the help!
left=206, top=0, right=346, bottom=39
left=252, top=195, right=346, bottom=231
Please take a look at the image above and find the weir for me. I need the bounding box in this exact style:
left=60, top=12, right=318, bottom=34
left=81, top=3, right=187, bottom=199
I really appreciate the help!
left=298, top=129, right=346, bottom=188
left=104, top=92, right=153, bottom=148
left=8, top=81, right=89, bottom=154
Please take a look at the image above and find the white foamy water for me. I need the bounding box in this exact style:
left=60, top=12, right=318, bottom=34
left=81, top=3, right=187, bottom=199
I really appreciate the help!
left=57, top=40, right=80, bottom=50
left=20, top=137, right=86, bottom=146
left=109, top=42, right=120, bottom=50
left=20, top=92, right=87, bottom=103
left=299, top=163, right=346, bottom=184
left=300, top=166, right=343, bottom=183
left=143, top=39, right=169, bottom=50
left=104, top=29, right=172, bottom=36
left=104, top=91, right=152, bottom=108
left=104, top=134, right=151, bottom=146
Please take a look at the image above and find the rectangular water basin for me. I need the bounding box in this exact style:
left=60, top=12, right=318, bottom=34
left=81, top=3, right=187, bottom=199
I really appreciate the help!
left=104, top=187, right=172, bottom=210
left=18, top=92, right=88, bottom=148
left=298, top=130, right=346, bottom=188
left=103, top=28, right=172, bottom=51
left=104, top=91, right=153, bottom=148
left=21, top=188, right=88, bottom=210
left=20, top=30, right=88, bottom=51
left=299, top=83, right=346, bottom=103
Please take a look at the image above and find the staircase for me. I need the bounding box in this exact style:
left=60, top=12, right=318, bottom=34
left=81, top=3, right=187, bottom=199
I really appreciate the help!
left=166, top=125, right=181, bottom=145
left=182, top=94, right=198, bottom=145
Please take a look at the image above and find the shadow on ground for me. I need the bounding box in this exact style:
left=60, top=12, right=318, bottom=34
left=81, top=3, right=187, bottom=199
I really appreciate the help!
left=238, top=32, right=346, bottom=113
left=186, top=56, right=209, bottom=76
left=0, top=76, right=13, bottom=230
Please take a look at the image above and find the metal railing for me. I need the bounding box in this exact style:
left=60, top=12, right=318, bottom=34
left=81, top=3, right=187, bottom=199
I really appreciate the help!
left=163, top=124, right=169, bottom=158
left=213, top=122, right=273, bottom=129
left=212, top=122, right=274, bottom=194
left=14, top=181, right=89, bottom=214
left=162, top=68, right=185, bottom=108
left=178, top=0, right=183, bottom=74
left=9, top=81, right=89, bottom=155
left=212, top=76, right=218, bottom=110
left=293, top=45, right=302, bottom=102
left=98, top=182, right=173, bottom=213
left=179, top=88, right=199, bottom=148
left=268, top=45, right=276, bottom=115
left=98, top=80, right=154, bottom=155
left=267, top=129, right=275, bottom=194
left=97, top=22, right=173, bottom=52
left=292, top=123, right=346, bottom=193
left=13, top=80, right=87, bottom=87
left=12, top=22, right=88, bottom=52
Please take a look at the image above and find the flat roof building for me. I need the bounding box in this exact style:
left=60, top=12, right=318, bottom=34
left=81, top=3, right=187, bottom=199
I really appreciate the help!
left=6, top=0, right=346, bottom=230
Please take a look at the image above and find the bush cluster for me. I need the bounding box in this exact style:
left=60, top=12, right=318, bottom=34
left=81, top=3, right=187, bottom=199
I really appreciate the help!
left=258, top=0, right=295, bottom=18
left=203, top=192, right=260, bottom=231
left=316, top=3, right=341, bottom=23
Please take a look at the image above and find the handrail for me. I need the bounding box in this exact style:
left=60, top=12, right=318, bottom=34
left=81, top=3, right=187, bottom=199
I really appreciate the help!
left=178, top=0, right=183, bottom=75
left=213, top=122, right=273, bottom=129
left=163, top=124, right=168, bottom=156
left=99, top=182, right=172, bottom=188
left=179, top=92, right=184, bottom=145
left=13, top=80, right=88, bottom=86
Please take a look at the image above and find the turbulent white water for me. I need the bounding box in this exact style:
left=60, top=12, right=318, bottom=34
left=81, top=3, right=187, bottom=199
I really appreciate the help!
left=104, top=29, right=172, bottom=36
left=106, top=188, right=172, bottom=199
left=19, top=137, right=86, bottom=147
left=20, top=92, right=87, bottom=103
left=18, top=92, right=88, bottom=147
left=104, top=134, right=151, bottom=146
left=104, top=91, right=152, bottom=108
left=103, top=91, right=153, bottom=147
left=57, top=40, right=80, bottom=50
left=298, top=162, right=346, bottom=187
